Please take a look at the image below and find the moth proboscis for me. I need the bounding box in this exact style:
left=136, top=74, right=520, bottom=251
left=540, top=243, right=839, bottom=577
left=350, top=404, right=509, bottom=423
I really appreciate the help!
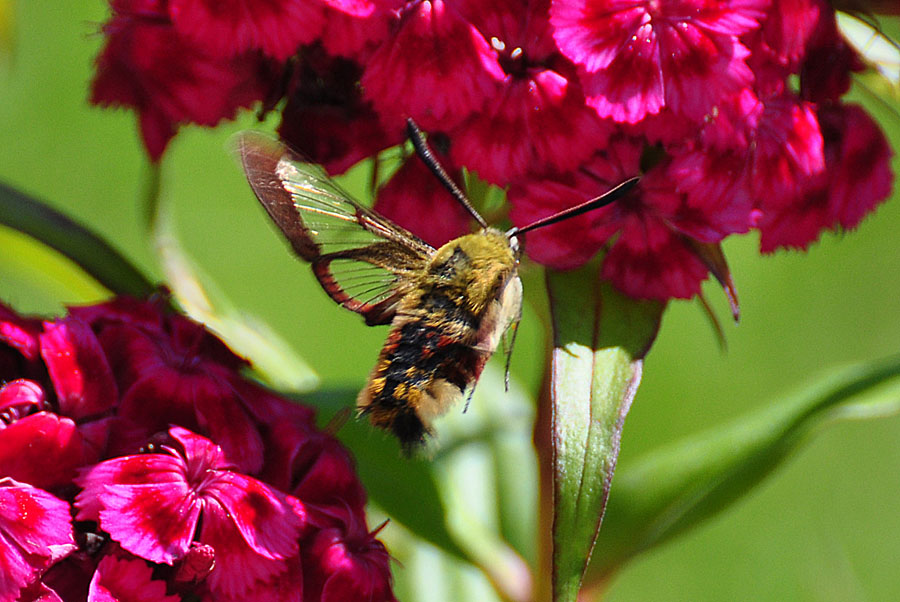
left=238, top=121, right=638, bottom=453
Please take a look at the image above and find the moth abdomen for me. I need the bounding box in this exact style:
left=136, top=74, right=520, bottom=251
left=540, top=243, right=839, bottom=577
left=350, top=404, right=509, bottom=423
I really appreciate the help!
left=358, top=312, right=486, bottom=452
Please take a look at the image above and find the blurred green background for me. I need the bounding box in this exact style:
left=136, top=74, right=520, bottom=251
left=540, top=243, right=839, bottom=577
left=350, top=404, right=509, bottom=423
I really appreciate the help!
left=1, top=2, right=899, bottom=600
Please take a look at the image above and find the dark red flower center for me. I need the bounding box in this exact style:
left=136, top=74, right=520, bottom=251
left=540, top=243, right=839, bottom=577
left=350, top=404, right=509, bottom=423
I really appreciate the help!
left=491, top=37, right=535, bottom=79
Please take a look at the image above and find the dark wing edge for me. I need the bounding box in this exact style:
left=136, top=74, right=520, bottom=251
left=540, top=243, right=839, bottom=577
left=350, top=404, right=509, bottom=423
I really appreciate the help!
left=237, top=131, right=320, bottom=260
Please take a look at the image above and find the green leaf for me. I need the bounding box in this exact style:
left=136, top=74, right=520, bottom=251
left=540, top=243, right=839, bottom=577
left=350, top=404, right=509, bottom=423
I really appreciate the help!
left=546, top=266, right=664, bottom=602
left=0, top=180, right=156, bottom=298
left=586, top=353, right=900, bottom=581
left=0, top=225, right=109, bottom=308
left=152, top=197, right=319, bottom=393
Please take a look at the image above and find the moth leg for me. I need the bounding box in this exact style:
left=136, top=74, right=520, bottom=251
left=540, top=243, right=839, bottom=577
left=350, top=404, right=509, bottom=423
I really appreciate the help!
left=462, top=385, right=476, bottom=413
left=502, top=319, right=520, bottom=392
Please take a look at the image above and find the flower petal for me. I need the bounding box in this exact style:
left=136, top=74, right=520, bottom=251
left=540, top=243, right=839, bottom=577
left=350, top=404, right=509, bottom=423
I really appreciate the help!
left=0, top=479, right=76, bottom=602
left=199, top=501, right=291, bottom=598
left=88, top=555, right=180, bottom=602
left=76, top=454, right=199, bottom=564
left=361, top=0, right=503, bottom=131
left=40, top=318, right=118, bottom=419
left=0, top=412, right=88, bottom=490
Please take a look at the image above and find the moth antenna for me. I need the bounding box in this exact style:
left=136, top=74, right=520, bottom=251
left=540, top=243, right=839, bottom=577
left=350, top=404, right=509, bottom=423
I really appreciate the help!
left=406, top=118, right=489, bottom=229
left=507, top=176, right=640, bottom=237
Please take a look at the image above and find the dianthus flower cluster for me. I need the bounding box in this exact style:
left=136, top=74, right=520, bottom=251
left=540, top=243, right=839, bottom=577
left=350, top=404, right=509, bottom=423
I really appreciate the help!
left=91, top=0, right=894, bottom=300
left=0, top=298, right=395, bottom=602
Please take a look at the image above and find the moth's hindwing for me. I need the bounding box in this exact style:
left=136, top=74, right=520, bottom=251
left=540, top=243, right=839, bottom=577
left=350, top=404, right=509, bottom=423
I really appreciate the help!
left=238, top=132, right=435, bottom=325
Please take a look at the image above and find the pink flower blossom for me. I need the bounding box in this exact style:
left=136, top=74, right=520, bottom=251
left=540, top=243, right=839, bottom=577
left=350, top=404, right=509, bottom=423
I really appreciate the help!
left=0, top=303, right=42, bottom=383
left=550, top=0, right=769, bottom=123
left=87, top=555, right=180, bottom=602
left=0, top=378, right=104, bottom=491
left=749, top=0, right=821, bottom=74
left=757, top=103, right=893, bottom=251
left=361, top=0, right=504, bottom=132
left=278, top=51, right=400, bottom=175
left=91, top=1, right=278, bottom=159
left=168, top=0, right=326, bottom=60
left=302, top=512, right=395, bottom=602
left=448, top=0, right=612, bottom=185
left=319, top=1, right=397, bottom=60
left=83, top=302, right=265, bottom=473
left=75, top=427, right=306, bottom=599
left=0, top=298, right=395, bottom=601
left=510, top=137, right=715, bottom=299
left=668, top=88, right=825, bottom=236
left=40, top=318, right=118, bottom=420
left=799, top=4, right=864, bottom=102
left=0, top=479, right=76, bottom=602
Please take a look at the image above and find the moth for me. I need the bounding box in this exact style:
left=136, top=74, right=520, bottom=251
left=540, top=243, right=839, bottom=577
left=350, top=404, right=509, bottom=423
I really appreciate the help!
left=238, top=121, right=637, bottom=452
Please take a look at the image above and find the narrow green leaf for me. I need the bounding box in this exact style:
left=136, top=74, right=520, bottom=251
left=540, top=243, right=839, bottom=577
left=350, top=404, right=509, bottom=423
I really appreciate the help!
left=0, top=225, right=109, bottom=307
left=587, top=354, right=900, bottom=581
left=547, top=266, right=664, bottom=602
left=152, top=200, right=319, bottom=392
left=0, top=180, right=156, bottom=297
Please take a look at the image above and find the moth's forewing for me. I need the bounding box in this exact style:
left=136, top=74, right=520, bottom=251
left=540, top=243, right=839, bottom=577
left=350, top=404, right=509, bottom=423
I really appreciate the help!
left=237, top=131, right=435, bottom=325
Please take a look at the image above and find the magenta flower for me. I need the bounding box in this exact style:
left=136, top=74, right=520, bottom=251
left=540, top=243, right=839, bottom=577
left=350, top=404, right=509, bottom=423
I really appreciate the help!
left=79, top=300, right=265, bottom=473
left=278, top=51, right=400, bottom=175
left=449, top=0, right=612, bottom=186
left=75, top=427, right=306, bottom=598
left=0, top=381, right=91, bottom=490
left=511, top=136, right=720, bottom=299
left=40, top=318, right=118, bottom=420
left=0, top=298, right=395, bottom=601
left=168, top=0, right=325, bottom=60
left=85, top=0, right=894, bottom=303
left=550, top=0, right=768, bottom=123
left=302, top=512, right=396, bottom=602
left=87, top=555, right=179, bottom=602
left=319, top=0, right=397, bottom=60
left=757, top=103, right=894, bottom=251
left=0, top=478, right=76, bottom=602
left=361, top=0, right=504, bottom=132
left=0, top=304, right=42, bottom=383
left=749, top=0, right=821, bottom=76
left=91, top=1, right=278, bottom=159
left=799, top=2, right=864, bottom=102
left=668, top=89, right=825, bottom=232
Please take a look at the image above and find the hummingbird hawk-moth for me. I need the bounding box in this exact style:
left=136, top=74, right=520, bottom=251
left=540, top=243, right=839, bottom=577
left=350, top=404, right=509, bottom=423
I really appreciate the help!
left=238, top=121, right=637, bottom=452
